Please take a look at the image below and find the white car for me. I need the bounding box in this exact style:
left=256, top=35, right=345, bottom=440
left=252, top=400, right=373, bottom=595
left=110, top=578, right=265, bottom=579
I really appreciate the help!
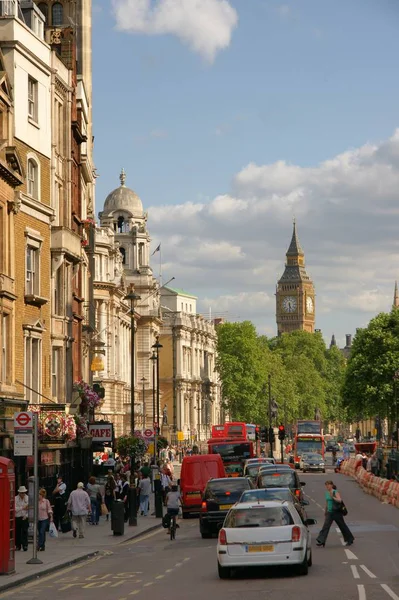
left=216, top=500, right=315, bottom=578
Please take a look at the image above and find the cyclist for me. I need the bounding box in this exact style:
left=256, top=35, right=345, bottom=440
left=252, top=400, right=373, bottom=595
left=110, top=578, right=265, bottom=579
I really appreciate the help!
left=165, top=484, right=181, bottom=534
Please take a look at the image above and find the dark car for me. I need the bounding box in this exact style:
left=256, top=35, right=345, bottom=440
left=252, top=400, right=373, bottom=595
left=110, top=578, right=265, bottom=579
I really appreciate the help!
left=326, top=442, right=340, bottom=453
left=199, top=477, right=253, bottom=538
left=239, top=487, right=308, bottom=521
left=256, top=467, right=306, bottom=503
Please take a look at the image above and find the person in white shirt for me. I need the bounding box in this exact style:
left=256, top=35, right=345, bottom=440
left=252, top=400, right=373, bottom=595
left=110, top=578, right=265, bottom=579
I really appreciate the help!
left=15, top=486, right=29, bottom=551
left=52, top=476, right=67, bottom=531
left=67, top=482, right=91, bottom=539
left=165, top=485, right=181, bottom=533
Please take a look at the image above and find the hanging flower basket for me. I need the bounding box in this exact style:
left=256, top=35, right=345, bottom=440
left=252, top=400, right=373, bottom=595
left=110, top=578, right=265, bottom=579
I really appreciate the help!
left=73, top=380, right=102, bottom=416
left=79, top=436, right=93, bottom=449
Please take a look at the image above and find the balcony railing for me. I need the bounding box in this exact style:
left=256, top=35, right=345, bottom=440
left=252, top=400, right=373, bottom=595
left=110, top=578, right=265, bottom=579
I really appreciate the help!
left=0, top=0, right=18, bottom=18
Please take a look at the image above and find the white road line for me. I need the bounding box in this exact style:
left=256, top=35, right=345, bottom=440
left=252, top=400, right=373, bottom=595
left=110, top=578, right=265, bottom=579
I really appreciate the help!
left=360, top=565, right=377, bottom=579
left=351, top=565, right=360, bottom=579
left=340, top=537, right=346, bottom=546
left=381, top=584, right=399, bottom=600
left=155, top=575, right=165, bottom=580
left=183, top=557, right=191, bottom=562
left=345, top=549, right=358, bottom=560
left=358, top=584, right=366, bottom=600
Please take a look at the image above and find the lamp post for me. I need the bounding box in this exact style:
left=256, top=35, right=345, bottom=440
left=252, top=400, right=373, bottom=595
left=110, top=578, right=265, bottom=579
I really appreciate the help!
left=150, top=352, right=157, bottom=464
left=152, top=336, right=163, bottom=455
left=125, top=288, right=141, bottom=527
left=141, top=376, right=147, bottom=429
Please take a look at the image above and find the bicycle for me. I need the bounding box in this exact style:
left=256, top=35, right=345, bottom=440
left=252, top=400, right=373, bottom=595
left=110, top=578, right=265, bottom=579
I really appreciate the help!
left=170, top=513, right=177, bottom=540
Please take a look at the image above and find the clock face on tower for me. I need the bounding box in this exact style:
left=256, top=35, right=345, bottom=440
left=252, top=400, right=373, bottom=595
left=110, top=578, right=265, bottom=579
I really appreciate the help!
left=306, top=296, right=314, bottom=314
left=282, top=296, right=297, bottom=313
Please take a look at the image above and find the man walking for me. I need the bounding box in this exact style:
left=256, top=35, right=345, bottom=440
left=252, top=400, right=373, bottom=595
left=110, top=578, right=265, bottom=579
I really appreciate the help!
left=67, top=482, right=91, bottom=539
left=15, top=485, right=29, bottom=551
left=138, top=473, right=151, bottom=516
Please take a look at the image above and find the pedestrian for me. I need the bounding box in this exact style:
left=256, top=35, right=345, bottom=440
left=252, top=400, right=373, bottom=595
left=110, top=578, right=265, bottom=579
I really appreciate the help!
left=119, top=474, right=130, bottom=522
left=316, top=480, right=354, bottom=547
left=104, top=471, right=116, bottom=520
left=161, top=469, right=172, bottom=504
left=38, top=489, right=53, bottom=551
left=138, top=473, right=151, bottom=516
left=366, top=454, right=372, bottom=472
left=52, top=476, right=67, bottom=531
left=371, top=453, right=379, bottom=476
left=15, top=485, right=29, bottom=551
left=67, top=482, right=91, bottom=539
left=86, top=476, right=101, bottom=525
left=140, top=461, right=151, bottom=478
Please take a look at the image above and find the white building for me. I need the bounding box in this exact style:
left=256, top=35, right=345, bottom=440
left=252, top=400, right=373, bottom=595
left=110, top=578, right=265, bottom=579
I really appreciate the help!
left=160, top=286, right=223, bottom=443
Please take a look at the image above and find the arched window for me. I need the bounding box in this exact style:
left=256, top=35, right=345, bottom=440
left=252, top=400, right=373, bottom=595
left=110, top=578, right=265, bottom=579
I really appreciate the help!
left=27, top=158, right=39, bottom=198
left=120, top=248, right=126, bottom=264
left=117, top=216, right=125, bottom=233
left=52, top=2, right=63, bottom=26
left=37, top=3, right=48, bottom=21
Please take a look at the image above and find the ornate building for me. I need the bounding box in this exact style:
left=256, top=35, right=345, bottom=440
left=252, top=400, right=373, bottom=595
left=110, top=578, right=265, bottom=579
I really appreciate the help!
left=160, top=286, right=222, bottom=443
left=98, top=171, right=162, bottom=434
left=276, top=222, right=315, bottom=335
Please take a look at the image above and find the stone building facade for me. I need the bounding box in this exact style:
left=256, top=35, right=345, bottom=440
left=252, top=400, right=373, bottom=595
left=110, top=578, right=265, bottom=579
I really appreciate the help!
left=160, top=286, right=222, bottom=443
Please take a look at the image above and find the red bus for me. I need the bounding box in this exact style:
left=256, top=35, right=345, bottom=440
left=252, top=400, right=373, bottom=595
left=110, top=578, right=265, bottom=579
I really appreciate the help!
left=211, top=425, right=226, bottom=439
left=293, top=433, right=325, bottom=468
left=224, top=422, right=246, bottom=439
left=207, top=438, right=255, bottom=476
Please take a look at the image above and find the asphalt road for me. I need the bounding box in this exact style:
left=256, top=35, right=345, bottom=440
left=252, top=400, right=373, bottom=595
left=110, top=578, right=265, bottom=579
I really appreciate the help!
left=3, top=458, right=399, bottom=600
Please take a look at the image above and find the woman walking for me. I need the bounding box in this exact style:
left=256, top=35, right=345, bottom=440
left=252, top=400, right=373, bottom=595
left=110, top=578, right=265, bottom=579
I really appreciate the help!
left=104, top=471, right=116, bottom=520
left=316, top=480, right=354, bottom=547
left=38, top=489, right=53, bottom=551
left=87, top=476, right=101, bottom=525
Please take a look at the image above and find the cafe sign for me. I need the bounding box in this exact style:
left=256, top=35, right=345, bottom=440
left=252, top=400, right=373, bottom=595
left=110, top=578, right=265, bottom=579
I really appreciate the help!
left=88, top=423, right=113, bottom=442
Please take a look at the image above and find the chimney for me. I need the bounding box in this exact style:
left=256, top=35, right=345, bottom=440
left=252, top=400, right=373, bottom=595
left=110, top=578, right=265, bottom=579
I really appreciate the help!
left=345, top=334, right=352, bottom=348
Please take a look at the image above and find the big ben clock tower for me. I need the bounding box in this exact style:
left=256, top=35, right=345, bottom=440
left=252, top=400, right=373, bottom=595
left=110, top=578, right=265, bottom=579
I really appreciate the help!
left=276, top=221, right=315, bottom=335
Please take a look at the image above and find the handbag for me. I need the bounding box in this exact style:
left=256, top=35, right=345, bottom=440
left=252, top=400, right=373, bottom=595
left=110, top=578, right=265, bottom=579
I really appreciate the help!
left=101, top=502, right=108, bottom=516
left=60, top=512, right=72, bottom=533
left=333, top=497, right=348, bottom=516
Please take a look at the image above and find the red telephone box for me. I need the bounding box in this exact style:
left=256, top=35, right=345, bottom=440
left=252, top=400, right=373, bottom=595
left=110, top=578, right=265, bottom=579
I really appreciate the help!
left=0, top=457, right=15, bottom=574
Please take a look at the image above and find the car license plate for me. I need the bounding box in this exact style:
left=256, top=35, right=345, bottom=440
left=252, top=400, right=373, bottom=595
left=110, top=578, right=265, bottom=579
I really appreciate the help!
left=247, top=545, right=274, bottom=553
left=187, top=492, right=201, bottom=497
left=220, top=504, right=233, bottom=510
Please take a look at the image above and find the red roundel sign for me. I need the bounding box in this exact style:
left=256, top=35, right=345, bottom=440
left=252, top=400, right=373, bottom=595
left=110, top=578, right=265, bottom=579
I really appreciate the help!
left=14, top=412, right=33, bottom=428
left=144, top=429, right=154, bottom=438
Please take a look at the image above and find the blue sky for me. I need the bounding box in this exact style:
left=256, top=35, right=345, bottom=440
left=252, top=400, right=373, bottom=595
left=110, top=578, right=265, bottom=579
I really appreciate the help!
left=92, top=0, right=399, bottom=344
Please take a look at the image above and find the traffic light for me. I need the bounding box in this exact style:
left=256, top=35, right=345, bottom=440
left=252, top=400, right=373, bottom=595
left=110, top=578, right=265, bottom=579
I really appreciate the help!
left=268, top=427, right=275, bottom=446
left=259, top=427, right=268, bottom=442
left=255, top=426, right=259, bottom=441
left=278, top=424, right=286, bottom=441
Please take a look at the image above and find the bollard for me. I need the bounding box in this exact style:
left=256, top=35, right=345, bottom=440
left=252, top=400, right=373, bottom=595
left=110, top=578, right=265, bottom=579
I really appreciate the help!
left=154, top=478, right=163, bottom=518
left=111, top=500, right=125, bottom=536
left=128, top=486, right=138, bottom=526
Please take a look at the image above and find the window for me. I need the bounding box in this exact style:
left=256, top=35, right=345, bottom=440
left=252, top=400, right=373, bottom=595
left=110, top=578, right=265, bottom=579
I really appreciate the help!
left=52, top=2, right=63, bottom=25
left=25, top=336, right=41, bottom=402
left=1, top=314, right=9, bottom=383
left=37, top=2, right=48, bottom=21
left=120, top=247, right=126, bottom=264
left=26, top=244, right=40, bottom=296
left=28, top=77, right=38, bottom=121
left=27, top=159, right=38, bottom=198
left=51, top=347, right=60, bottom=398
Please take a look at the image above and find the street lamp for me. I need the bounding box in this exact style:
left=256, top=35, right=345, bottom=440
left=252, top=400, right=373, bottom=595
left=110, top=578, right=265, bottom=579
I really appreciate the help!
left=150, top=352, right=157, bottom=463
left=125, top=288, right=141, bottom=527
left=152, top=336, right=163, bottom=454
left=194, top=404, right=201, bottom=442
left=141, top=376, right=147, bottom=428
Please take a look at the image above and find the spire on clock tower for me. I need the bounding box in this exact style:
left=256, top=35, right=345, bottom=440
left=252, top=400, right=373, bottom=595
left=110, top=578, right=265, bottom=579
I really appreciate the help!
left=275, top=222, right=315, bottom=336
left=393, top=281, right=399, bottom=309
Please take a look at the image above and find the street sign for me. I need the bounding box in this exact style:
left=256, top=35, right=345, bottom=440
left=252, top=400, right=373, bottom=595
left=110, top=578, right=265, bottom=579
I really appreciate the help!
left=144, top=429, right=154, bottom=438
left=14, top=434, right=33, bottom=456
left=177, top=431, right=184, bottom=441
left=14, top=412, right=33, bottom=457
left=14, top=412, right=33, bottom=430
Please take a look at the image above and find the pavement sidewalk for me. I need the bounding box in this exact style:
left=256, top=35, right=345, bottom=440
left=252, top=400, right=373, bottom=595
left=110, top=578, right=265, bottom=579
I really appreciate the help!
left=0, top=512, right=162, bottom=593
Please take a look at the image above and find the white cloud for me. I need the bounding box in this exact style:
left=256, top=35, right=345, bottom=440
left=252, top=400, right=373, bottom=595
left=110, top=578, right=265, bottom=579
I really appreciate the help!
left=112, top=0, right=238, bottom=63
left=146, top=129, right=399, bottom=342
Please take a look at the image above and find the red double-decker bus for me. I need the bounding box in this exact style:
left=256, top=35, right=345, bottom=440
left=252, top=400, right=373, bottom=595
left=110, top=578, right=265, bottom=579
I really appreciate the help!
left=293, top=433, right=325, bottom=468
left=207, top=438, right=255, bottom=476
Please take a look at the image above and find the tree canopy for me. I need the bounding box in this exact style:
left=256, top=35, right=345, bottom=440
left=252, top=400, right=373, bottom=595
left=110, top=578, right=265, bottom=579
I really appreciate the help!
left=216, top=323, right=346, bottom=427
left=342, top=309, right=399, bottom=423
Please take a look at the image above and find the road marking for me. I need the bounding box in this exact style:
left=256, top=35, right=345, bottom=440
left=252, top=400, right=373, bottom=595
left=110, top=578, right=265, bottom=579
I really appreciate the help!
left=381, top=584, right=399, bottom=600
left=122, top=528, right=163, bottom=546
left=155, top=575, right=165, bottom=580
left=183, top=557, right=191, bottom=562
left=360, top=565, right=376, bottom=579
left=175, top=562, right=183, bottom=567
left=165, top=569, right=173, bottom=573
left=358, top=584, right=366, bottom=600
left=340, top=538, right=346, bottom=546
left=143, top=582, right=153, bottom=587
left=128, top=591, right=140, bottom=596
left=351, top=565, right=360, bottom=579
left=345, top=549, right=358, bottom=560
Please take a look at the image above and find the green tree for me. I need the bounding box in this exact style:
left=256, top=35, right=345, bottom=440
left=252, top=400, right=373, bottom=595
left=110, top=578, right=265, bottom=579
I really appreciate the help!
left=342, top=309, right=399, bottom=423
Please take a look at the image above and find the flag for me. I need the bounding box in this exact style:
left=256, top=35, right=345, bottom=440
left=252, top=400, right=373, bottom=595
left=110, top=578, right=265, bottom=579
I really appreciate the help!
left=152, top=243, right=161, bottom=256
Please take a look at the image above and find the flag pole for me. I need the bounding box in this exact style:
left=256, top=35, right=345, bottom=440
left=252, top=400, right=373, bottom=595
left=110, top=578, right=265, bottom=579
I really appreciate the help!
left=159, top=245, right=162, bottom=287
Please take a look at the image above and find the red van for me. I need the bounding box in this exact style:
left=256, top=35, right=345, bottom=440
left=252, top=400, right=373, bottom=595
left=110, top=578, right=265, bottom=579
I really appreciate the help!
left=180, top=454, right=226, bottom=518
